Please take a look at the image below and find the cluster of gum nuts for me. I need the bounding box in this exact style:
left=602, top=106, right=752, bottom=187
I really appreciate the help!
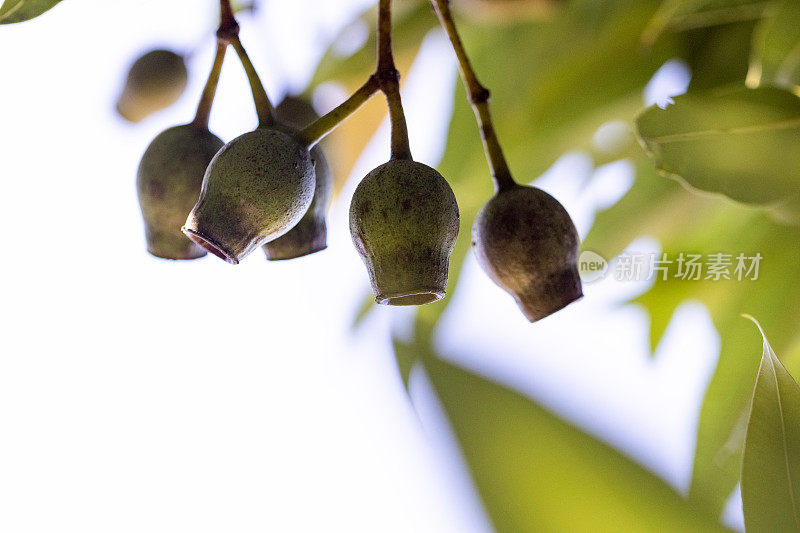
left=120, top=15, right=582, bottom=323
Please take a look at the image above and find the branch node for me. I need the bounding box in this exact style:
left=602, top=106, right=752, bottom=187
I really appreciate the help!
left=471, top=86, right=490, bottom=104
left=216, top=20, right=240, bottom=44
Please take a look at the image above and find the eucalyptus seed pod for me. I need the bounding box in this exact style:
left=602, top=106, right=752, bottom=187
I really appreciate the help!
left=116, top=49, right=188, bottom=122
left=137, top=123, right=224, bottom=260
left=472, top=183, right=582, bottom=322
left=350, top=159, right=459, bottom=305
left=262, top=144, right=331, bottom=260
left=262, top=97, right=332, bottom=260
left=183, top=128, right=316, bottom=264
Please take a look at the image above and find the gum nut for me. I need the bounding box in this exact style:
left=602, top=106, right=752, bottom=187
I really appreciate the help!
left=349, top=159, right=460, bottom=306
left=263, top=144, right=331, bottom=260
left=274, top=95, right=320, bottom=130
left=116, top=49, right=188, bottom=123
left=262, top=98, right=333, bottom=259
left=182, top=128, right=316, bottom=264
left=472, top=183, right=582, bottom=322
left=137, top=123, right=224, bottom=260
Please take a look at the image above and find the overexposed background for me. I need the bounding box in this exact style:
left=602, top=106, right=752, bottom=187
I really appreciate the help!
left=0, top=0, right=742, bottom=531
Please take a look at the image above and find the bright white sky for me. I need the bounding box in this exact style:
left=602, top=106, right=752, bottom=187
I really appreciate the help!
left=0, top=0, right=743, bottom=531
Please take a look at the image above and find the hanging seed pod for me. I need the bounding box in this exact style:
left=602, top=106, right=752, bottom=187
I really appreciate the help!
left=116, top=49, right=188, bottom=122
left=262, top=97, right=333, bottom=260
left=350, top=159, right=459, bottom=305
left=137, top=123, right=224, bottom=260
left=183, top=127, right=316, bottom=264
left=262, top=144, right=331, bottom=260
left=472, top=183, right=582, bottom=321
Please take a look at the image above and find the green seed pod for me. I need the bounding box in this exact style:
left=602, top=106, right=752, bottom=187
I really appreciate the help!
left=183, top=128, right=316, bottom=264
left=350, top=159, right=459, bottom=306
left=137, top=123, right=224, bottom=260
left=262, top=97, right=332, bottom=260
left=274, top=95, right=320, bottom=129
left=116, top=49, right=188, bottom=123
left=262, top=144, right=331, bottom=260
left=472, top=183, right=582, bottom=322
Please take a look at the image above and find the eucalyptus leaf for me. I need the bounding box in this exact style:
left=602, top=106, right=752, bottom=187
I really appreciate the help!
left=642, top=0, right=769, bottom=45
left=748, top=0, right=800, bottom=90
left=0, top=0, right=61, bottom=24
left=585, top=155, right=800, bottom=513
left=422, top=353, right=731, bottom=532
left=741, top=317, right=800, bottom=532
left=635, top=86, right=800, bottom=209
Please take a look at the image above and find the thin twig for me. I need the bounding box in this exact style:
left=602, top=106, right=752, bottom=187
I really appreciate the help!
left=298, top=76, right=381, bottom=147
left=218, top=0, right=275, bottom=128
left=193, top=41, right=227, bottom=128
left=231, top=36, right=276, bottom=128
left=429, top=0, right=515, bottom=191
left=377, top=0, right=412, bottom=161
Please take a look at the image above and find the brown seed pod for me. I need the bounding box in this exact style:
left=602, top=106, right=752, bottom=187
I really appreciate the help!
left=350, top=159, right=459, bottom=306
left=472, top=183, right=582, bottom=321
left=116, top=49, right=188, bottom=123
left=137, top=123, right=224, bottom=260
left=262, top=97, right=333, bottom=260
left=183, top=127, right=316, bottom=264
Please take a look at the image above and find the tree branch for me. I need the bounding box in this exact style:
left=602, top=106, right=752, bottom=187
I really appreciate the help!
left=297, top=75, right=380, bottom=147
left=192, top=41, right=227, bottom=128
left=429, top=0, right=515, bottom=191
left=377, top=0, right=412, bottom=161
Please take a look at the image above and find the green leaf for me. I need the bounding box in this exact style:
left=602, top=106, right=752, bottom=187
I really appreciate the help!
left=585, top=155, right=800, bottom=513
left=0, top=0, right=61, bottom=24
left=741, top=316, right=800, bottom=532
left=635, top=86, right=800, bottom=210
left=748, top=0, right=800, bottom=90
left=681, top=18, right=758, bottom=91
left=422, top=353, right=731, bottom=532
left=642, top=0, right=769, bottom=46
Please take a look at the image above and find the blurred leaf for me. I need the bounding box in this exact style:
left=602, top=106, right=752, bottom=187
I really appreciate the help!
left=422, top=353, right=731, bottom=532
left=748, top=0, right=800, bottom=90
left=584, top=154, right=800, bottom=513
left=635, top=86, right=800, bottom=210
left=642, top=0, right=769, bottom=45
left=0, top=0, right=61, bottom=23
left=351, top=292, right=375, bottom=331
left=391, top=336, right=421, bottom=391
left=680, top=19, right=757, bottom=90
left=231, top=0, right=256, bottom=15
left=741, top=317, right=800, bottom=532
left=452, top=0, right=562, bottom=24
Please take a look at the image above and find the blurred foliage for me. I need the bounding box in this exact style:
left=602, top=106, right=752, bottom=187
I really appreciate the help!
left=0, top=0, right=61, bottom=23
left=636, top=86, right=800, bottom=211
left=747, top=0, right=800, bottom=90
left=311, top=0, right=800, bottom=528
left=741, top=319, right=800, bottom=532
left=424, top=352, right=731, bottom=532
